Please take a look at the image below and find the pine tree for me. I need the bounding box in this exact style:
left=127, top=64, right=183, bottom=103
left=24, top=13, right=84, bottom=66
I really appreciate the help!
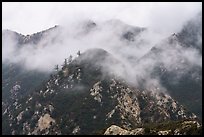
left=77, top=50, right=81, bottom=56
left=61, top=59, right=68, bottom=70
left=64, top=59, right=68, bottom=66
left=68, top=55, right=73, bottom=63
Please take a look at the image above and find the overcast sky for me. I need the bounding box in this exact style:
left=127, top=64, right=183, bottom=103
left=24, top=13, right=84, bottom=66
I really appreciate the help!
left=2, top=2, right=201, bottom=35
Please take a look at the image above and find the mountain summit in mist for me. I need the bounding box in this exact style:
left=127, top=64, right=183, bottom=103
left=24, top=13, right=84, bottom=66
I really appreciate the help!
left=2, top=13, right=202, bottom=135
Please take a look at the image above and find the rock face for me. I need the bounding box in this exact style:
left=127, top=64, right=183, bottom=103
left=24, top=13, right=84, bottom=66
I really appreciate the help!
left=104, top=125, right=144, bottom=135
left=38, top=114, right=55, bottom=131
left=104, top=120, right=201, bottom=135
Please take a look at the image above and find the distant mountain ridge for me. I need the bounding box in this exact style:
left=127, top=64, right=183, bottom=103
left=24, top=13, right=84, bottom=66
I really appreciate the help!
left=2, top=25, right=59, bottom=45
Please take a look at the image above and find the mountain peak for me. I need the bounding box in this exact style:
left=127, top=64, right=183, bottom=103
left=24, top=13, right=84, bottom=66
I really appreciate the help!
left=2, top=25, right=60, bottom=45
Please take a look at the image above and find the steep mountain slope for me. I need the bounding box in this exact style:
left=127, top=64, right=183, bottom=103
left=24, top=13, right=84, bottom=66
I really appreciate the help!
left=2, top=48, right=201, bottom=135
left=1, top=19, right=145, bottom=103
left=2, top=25, right=62, bottom=100
left=177, top=12, right=202, bottom=54
left=2, top=63, right=50, bottom=102
left=136, top=20, right=202, bottom=119
left=131, top=13, right=202, bottom=119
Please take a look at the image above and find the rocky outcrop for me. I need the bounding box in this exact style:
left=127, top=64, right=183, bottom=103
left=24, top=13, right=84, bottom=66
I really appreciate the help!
left=38, top=114, right=55, bottom=131
left=104, top=125, right=144, bottom=135
left=104, top=120, right=201, bottom=135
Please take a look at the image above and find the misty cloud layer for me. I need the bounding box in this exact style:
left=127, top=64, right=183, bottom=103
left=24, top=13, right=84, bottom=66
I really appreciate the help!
left=3, top=2, right=201, bottom=35
left=2, top=3, right=202, bottom=91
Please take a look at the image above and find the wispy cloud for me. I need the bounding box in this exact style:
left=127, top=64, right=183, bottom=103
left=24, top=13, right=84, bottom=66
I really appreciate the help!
left=2, top=2, right=202, bottom=91
left=3, top=2, right=201, bottom=35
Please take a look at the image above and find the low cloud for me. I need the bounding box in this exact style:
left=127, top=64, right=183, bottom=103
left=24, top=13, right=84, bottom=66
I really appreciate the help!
left=2, top=3, right=202, bottom=92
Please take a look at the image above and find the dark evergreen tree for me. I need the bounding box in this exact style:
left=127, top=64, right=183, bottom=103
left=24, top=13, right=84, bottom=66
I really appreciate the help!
left=77, top=50, right=81, bottom=56
left=68, top=55, right=73, bottom=63
left=64, top=59, right=68, bottom=66
left=61, top=59, right=68, bottom=70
